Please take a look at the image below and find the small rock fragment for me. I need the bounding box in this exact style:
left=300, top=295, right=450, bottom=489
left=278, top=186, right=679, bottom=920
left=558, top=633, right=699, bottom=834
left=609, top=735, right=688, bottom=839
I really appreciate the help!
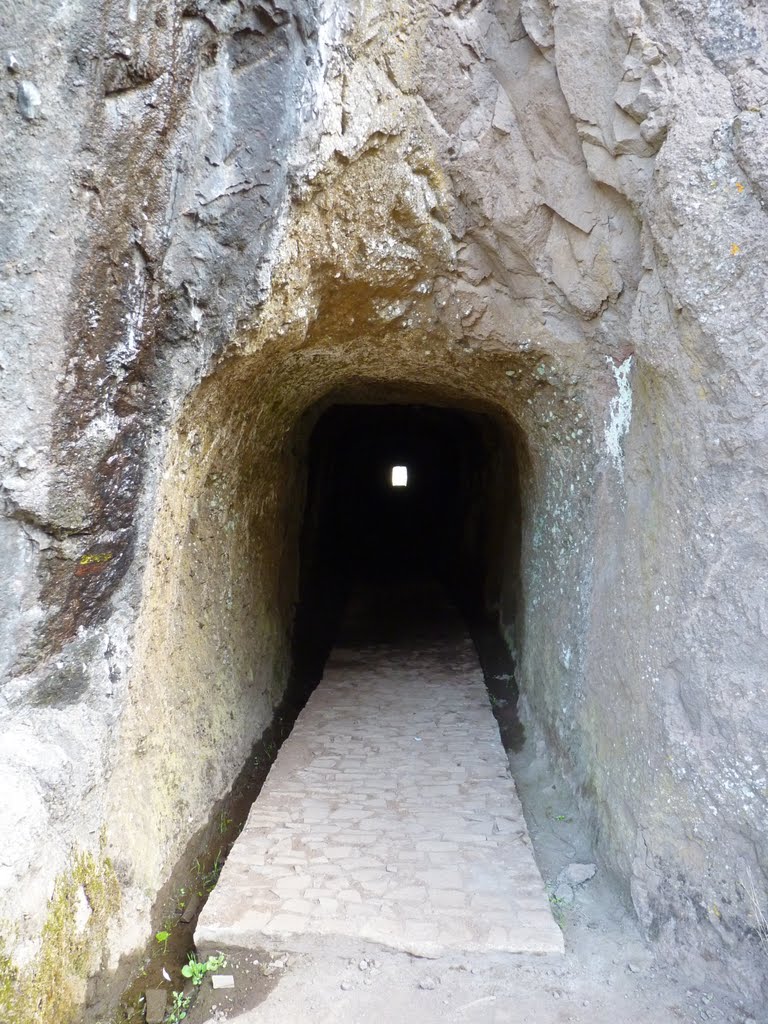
left=419, top=976, right=436, bottom=990
left=558, top=862, right=597, bottom=887
left=180, top=892, right=200, bottom=923
left=144, top=989, right=167, bottom=1024
left=628, top=961, right=640, bottom=973
left=5, top=52, right=19, bottom=72
left=17, top=81, right=41, bottom=120
left=211, top=974, right=235, bottom=990
left=358, top=958, right=369, bottom=971
left=341, top=980, right=352, bottom=991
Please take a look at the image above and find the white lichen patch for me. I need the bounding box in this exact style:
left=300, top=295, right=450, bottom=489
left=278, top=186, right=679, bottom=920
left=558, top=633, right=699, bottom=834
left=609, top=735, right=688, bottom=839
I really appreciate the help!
left=604, top=355, right=634, bottom=477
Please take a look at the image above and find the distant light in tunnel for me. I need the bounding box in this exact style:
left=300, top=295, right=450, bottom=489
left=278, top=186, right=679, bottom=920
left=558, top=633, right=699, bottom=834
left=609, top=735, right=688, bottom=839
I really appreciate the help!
left=391, top=465, right=408, bottom=487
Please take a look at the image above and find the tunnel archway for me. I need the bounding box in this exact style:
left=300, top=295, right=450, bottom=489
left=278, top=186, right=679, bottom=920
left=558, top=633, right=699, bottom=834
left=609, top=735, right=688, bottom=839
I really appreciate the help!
left=106, top=339, right=604, bottom=932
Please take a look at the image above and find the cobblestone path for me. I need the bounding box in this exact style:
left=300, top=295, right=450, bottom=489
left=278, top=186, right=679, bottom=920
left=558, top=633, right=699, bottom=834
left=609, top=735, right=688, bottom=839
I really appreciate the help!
left=196, top=591, right=563, bottom=958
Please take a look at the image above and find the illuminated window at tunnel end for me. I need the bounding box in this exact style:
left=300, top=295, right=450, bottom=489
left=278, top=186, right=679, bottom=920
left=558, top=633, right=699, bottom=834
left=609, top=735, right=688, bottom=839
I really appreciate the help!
left=391, top=465, right=408, bottom=487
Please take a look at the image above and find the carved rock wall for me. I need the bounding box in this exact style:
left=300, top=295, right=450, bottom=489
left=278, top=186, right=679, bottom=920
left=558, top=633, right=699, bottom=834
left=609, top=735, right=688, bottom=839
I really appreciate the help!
left=1, top=0, right=766, bottom=1016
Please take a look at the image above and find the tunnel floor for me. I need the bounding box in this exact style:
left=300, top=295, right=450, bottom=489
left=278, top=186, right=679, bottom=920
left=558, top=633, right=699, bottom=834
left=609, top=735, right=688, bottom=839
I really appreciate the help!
left=195, top=583, right=562, bottom=958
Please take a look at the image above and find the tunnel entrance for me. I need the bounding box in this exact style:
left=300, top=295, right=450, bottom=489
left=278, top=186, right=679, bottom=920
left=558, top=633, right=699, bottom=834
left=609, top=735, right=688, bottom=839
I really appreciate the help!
left=195, top=403, right=563, bottom=959
left=291, top=402, right=519, bottom=684
left=117, top=340, right=603, bottom=986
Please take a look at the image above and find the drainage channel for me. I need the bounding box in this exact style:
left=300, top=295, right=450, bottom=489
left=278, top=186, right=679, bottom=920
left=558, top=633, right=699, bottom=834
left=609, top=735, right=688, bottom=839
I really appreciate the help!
left=97, top=698, right=307, bottom=1024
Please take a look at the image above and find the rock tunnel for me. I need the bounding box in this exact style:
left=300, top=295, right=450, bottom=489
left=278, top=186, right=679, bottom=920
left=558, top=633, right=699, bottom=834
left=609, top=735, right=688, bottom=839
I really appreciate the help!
left=106, top=323, right=606, bottom=942
left=4, top=0, right=767, bottom=1016
left=98, top=98, right=628, bottom=968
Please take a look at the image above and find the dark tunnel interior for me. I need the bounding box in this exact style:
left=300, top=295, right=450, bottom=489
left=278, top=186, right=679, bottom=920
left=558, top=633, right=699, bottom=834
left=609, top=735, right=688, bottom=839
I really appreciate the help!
left=290, top=402, right=521, bottom=687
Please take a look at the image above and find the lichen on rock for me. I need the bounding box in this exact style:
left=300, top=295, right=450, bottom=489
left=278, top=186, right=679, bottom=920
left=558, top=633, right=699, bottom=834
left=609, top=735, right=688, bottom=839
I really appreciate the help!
left=0, top=839, right=120, bottom=1024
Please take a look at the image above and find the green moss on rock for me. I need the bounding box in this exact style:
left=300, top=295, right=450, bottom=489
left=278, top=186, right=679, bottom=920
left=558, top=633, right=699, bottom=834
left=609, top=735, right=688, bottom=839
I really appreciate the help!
left=0, top=839, right=120, bottom=1024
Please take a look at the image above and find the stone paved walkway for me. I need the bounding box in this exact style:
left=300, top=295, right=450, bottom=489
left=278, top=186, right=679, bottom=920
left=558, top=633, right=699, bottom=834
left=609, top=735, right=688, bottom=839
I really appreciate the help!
left=196, top=591, right=562, bottom=958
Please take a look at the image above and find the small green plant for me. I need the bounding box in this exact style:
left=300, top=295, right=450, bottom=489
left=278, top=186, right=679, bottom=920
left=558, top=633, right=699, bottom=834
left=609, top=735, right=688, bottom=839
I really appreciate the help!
left=548, top=892, right=569, bottom=928
left=174, top=886, right=187, bottom=913
left=155, top=930, right=170, bottom=953
left=180, top=952, right=227, bottom=986
left=165, top=990, right=191, bottom=1023
left=195, top=851, right=223, bottom=894
left=544, top=807, right=570, bottom=823
left=548, top=884, right=573, bottom=933
left=219, top=812, right=232, bottom=835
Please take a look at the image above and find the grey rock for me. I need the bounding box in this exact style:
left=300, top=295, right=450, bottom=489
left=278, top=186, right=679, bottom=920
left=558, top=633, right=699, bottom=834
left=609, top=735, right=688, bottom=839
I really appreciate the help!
left=179, top=892, right=200, bottom=924
left=16, top=80, right=41, bottom=120
left=553, top=883, right=575, bottom=905
left=144, top=990, right=167, bottom=1024
left=521, top=0, right=554, bottom=51
left=418, top=976, right=437, bottom=990
left=211, top=975, right=234, bottom=990
left=558, top=863, right=597, bottom=887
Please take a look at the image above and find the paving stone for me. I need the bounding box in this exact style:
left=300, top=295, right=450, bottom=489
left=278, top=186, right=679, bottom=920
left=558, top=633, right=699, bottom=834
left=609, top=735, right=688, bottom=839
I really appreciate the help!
left=196, top=614, right=563, bottom=957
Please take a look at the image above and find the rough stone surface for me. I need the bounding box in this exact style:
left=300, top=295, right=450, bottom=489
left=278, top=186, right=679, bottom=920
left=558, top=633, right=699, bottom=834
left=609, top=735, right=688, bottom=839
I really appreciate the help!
left=196, top=598, right=563, bottom=957
left=1, top=0, right=767, bottom=1018
left=143, top=989, right=167, bottom=1024
left=558, top=863, right=597, bottom=888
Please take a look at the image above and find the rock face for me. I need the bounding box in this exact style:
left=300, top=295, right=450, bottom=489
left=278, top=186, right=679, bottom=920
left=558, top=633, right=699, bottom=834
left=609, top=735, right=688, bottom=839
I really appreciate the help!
left=1, top=0, right=766, bottom=1018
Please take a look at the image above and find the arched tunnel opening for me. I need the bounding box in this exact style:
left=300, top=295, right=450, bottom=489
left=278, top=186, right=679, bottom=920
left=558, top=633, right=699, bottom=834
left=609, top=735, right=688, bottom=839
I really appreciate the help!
left=113, top=345, right=602, bottom=1002
left=291, top=401, right=520, bottom=688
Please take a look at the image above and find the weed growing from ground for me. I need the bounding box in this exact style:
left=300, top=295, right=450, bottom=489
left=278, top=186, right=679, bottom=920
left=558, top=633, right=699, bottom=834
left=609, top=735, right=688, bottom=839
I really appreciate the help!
left=165, top=991, right=191, bottom=1023
left=193, top=851, right=223, bottom=895
left=546, top=887, right=569, bottom=929
left=180, top=953, right=226, bottom=986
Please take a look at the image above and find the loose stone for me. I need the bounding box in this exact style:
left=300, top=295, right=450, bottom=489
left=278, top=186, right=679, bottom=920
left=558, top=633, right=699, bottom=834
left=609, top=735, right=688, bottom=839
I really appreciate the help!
left=558, top=863, right=597, bottom=887
left=143, top=990, right=167, bottom=1024
left=16, top=80, right=41, bottom=119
